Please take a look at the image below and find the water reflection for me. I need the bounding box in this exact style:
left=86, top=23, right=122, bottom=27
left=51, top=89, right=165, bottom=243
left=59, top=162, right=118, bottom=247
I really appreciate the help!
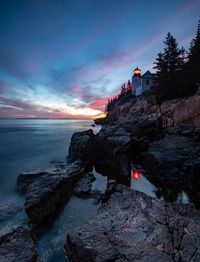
left=131, top=173, right=157, bottom=198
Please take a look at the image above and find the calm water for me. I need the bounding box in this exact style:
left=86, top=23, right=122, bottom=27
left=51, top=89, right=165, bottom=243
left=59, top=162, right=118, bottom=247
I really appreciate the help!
left=0, top=119, right=190, bottom=261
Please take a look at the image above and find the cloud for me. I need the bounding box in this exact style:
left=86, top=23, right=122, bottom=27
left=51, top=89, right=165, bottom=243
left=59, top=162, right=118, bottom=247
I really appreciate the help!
left=0, top=94, right=101, bottom=118
left=89, top=96, right=109, bottom=111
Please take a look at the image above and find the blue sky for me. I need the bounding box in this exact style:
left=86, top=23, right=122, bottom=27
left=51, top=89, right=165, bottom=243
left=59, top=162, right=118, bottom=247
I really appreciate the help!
left=0, top=0, right=199, bottom=118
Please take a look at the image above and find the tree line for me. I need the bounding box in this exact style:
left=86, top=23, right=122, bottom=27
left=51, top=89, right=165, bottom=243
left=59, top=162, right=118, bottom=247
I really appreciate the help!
left=105, top=80, right=132, bottom=112
left=154, top=20, right=200, bottom=101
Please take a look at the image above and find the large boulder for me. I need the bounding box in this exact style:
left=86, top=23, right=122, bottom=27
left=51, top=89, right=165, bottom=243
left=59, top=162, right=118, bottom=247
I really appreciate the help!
left=139, top=133, right=196, bottom=187
left=0, top=227, right=37, bottom=262
left=17, top=162, right=85, bottom=225
left=73, top=172, right=96, bottom=197
left=94, top=125, right=132, bottom=180
left=67, top=129, right=95, bottom=168
left=65, top=185, right=200, bottom=262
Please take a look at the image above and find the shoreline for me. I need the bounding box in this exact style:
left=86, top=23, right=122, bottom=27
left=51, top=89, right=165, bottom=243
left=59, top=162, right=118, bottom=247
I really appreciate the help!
left=0, top=89, right=200, bottom=261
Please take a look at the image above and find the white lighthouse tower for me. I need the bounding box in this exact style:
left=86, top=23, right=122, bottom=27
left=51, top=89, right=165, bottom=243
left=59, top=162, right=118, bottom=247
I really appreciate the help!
left=132, top=67, right=142, bottom=96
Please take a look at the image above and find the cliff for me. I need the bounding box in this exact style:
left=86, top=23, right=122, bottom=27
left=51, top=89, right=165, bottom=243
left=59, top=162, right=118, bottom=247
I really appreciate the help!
left=100, top=87, right=200, bottom=129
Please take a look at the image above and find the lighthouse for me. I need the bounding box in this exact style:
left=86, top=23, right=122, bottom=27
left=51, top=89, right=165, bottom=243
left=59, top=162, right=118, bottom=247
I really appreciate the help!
left=132, top=67, right=155, bottom=96
left=132, top=67, right=142, bottom=96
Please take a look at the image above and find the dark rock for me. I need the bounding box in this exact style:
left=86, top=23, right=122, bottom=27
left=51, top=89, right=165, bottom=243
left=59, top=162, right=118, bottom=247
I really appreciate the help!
left=139, top=134, right=196, bottom=187
left=17, top=168, right=62, bottom=193
left=0, top=227, right=37, bottom=262
left=94, top=117, right=112, bottom=126
left=67, top=129, right=95, bottom=168
left=73, top=173, right=96, bottom=197
left=90, top=189, right=104, bottom=204
left=131, top=118, right=162, bottom=138
left=94, top=126, right=132, bottom=180
left=65, top=185, right=200, bottom=262
left=18, top=162, right=85, bottom=225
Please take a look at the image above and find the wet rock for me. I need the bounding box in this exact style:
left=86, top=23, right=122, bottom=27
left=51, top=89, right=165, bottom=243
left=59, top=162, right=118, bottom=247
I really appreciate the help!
left=17, top=168, right=64, bottom=193
left=0, top=198, right=23, bottom=222
left=139, top=133, right=196, bottom=187
left=17, top=162, right=85, bottom=225
left=0, top=227, right=37, bottom=262
left=65, top=185, right=200, bottom=262
left=67, top=129, right=95, bottom=168
left=73, top=173, right=96, bottom=197
left=90, top=189, right=104, bottom=204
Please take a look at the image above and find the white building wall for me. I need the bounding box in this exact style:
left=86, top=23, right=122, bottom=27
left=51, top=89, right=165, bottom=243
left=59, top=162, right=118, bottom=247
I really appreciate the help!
left=132, top=76, right=142, bottom=96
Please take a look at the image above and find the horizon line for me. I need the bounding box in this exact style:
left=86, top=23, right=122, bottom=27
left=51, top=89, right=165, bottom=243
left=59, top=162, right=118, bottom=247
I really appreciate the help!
left=0, top=117, right=94, bottom=120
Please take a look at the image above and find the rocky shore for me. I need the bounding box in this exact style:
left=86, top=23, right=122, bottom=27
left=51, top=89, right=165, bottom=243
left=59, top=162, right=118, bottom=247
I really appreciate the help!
left=65, top=184, right=200, bottom=262
left=0, top=89, right=199, bottom=261
left=64, top=88, right=200, bottom=261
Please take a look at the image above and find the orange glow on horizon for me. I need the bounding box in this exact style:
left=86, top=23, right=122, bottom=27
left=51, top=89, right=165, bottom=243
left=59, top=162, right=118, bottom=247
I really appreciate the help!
left=93, top=112, right=106, bottom=119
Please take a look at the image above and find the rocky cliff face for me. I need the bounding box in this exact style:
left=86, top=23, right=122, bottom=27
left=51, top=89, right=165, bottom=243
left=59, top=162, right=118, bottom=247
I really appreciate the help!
left=104, top=87, right=200, bottom=129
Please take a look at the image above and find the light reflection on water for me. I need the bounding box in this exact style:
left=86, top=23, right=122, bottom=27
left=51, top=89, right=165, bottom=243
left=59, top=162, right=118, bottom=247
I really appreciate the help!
left=131, top=173, right=157, bottom=198
left=131, top=171, right=190, bottom=204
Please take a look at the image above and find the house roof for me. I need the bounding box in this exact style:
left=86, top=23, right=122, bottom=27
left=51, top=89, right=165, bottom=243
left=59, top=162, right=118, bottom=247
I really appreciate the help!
left=142, top=70, right=154, bottom=78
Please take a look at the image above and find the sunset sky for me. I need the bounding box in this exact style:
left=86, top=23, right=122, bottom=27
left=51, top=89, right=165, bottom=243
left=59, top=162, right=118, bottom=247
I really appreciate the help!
left=0, top=0, right=199, bottom=118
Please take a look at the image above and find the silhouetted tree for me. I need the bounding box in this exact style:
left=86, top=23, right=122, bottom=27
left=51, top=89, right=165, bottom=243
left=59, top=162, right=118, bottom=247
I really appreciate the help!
left=188, top=20, right=200, bottom=89
left=154, top=32, right=184, bottom=100
left=120, top=84, right=126, bottom=95
left=127, top=80, right=132, bottom=93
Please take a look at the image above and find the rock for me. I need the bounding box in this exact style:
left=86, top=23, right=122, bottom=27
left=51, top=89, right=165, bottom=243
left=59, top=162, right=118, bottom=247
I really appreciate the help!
left=90, top=189, right=104, bottom=203
left=131, top=118, right=162, bottom=138
left=17, top=168, right=63, bottom=193
left=161, top=87, right=200, bottom=128
left=67, top=129, right=95, bottom=168
left=73, top=173, right=96, bottom=197
left=139, top=133, right=196, bottom=187
left=0, top=227, right=37, bottom=262
left=94, top=125, right=132, bottom=180
left=65, top=185, right=200, bottom=262
left=102, top=87, right=200, bottom=129
left=17, top=161, right=85, bottom=225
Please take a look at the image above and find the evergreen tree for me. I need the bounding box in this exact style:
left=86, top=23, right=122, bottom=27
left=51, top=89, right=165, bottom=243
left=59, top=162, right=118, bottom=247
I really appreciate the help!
left=188, top=20, right=200, bottom=89
left=120, top=84, right=126, bottom=95
left=153, top=32, right=183, bottom=100
left=127, top=80, right=132, bottom=93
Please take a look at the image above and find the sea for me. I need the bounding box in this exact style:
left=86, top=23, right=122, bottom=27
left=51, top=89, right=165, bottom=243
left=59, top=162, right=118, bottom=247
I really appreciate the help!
left=0, top=118, right=190, bottom=261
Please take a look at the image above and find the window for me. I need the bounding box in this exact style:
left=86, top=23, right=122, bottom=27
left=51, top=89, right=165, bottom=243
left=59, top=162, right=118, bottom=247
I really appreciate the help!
left=146, top=79, right=149, bottom=85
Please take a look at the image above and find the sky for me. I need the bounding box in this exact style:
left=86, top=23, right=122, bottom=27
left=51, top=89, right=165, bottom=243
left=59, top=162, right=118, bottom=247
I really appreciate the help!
left=0, top=0, right=199, bottom=119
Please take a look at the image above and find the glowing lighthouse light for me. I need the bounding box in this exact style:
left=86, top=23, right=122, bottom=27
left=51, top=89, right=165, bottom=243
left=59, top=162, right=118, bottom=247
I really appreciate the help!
left=133, top=67, right=141, bottom=76
left=132, top=170, right=141, bottom=180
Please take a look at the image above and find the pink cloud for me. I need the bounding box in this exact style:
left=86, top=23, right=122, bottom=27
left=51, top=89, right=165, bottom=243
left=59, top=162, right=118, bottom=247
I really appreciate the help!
left=89, top=96, right=110, bottom=111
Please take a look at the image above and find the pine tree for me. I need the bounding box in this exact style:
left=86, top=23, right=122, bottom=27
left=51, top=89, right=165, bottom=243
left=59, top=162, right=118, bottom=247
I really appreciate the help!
left=120, top=84, right=126, bottom=95
left=188, top=20, right=200, bottom=89
left=153, top=33, right=183, bottom=100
